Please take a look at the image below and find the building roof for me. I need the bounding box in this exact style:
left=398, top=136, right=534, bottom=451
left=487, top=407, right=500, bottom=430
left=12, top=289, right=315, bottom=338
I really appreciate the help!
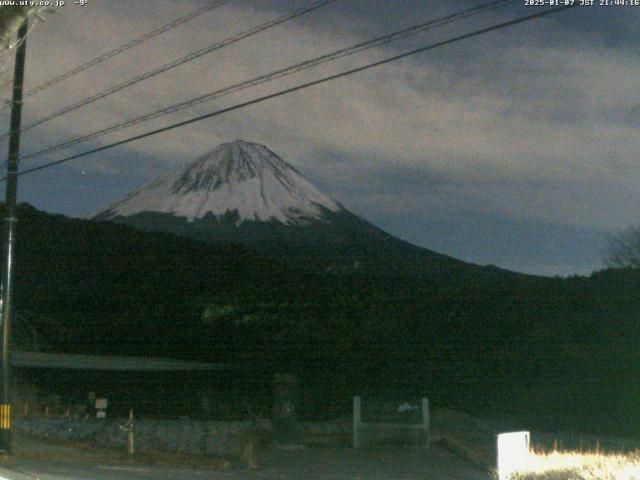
left=11, top=351, right=227, bottom=371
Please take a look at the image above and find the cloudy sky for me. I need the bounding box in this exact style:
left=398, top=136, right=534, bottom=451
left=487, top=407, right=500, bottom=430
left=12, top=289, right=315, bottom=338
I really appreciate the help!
left=0, top=0, right=638, bottom=276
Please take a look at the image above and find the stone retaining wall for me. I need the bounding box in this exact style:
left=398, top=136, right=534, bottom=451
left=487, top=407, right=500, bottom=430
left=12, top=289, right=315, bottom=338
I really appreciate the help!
left=16, top=417, right=271, bottom=456
left=15, top=417, right=353, bottom=455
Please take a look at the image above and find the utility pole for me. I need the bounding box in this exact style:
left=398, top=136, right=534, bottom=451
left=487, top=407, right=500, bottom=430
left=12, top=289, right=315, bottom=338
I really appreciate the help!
left=0, top=17, right=28, bottom=455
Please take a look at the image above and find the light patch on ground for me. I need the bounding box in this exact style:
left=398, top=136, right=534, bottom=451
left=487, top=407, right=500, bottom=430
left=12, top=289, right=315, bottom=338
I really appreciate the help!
left=510, top=450, right=640, bottom=480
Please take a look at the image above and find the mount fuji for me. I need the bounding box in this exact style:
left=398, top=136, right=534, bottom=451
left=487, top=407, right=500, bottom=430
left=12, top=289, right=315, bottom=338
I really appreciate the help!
left=92, top=140, right=509, bottom=278
left=95, top=140, right=342, bottom=225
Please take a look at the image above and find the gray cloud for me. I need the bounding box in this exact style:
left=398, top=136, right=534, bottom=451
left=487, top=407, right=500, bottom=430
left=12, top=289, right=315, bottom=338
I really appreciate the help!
left=4, top=0, right=638, bottom=275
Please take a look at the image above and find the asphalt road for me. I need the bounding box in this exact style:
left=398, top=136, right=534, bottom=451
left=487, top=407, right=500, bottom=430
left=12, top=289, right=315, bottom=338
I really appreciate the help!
left=0, top=445, right=492, bottom=480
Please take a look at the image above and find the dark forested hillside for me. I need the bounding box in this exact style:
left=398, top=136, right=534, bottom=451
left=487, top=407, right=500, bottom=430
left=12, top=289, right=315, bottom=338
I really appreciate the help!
left=6, top=204, right=640, bottom=435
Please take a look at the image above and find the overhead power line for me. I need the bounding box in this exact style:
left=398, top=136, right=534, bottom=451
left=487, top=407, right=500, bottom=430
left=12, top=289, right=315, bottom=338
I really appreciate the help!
left=23, top=0, right=516, bottom=162
left=4, top=0, right=336, bottom=138
left=3, top=5, right=575, bottom=182
left=0, top=0, right=230, bottom=109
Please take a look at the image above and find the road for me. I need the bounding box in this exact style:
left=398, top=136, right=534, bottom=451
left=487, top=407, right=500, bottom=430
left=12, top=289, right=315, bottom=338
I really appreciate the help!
left=0, top=443, right=492, bottom=480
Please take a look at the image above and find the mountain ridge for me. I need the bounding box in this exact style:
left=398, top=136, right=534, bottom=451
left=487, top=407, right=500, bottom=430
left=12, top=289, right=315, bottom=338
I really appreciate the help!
left=92, top=140, right=519, bottom=279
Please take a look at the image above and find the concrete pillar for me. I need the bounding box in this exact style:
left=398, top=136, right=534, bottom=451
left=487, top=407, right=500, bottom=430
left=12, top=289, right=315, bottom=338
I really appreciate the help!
left=422, top=398, right=430, bottom=446
left=353, top=396, right=362, bottom=449
left=272, top=373, right=298, bottom=446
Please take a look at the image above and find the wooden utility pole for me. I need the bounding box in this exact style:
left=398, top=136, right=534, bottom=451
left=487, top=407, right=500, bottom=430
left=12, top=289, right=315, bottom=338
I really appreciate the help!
left=0, top=17, right=28, bottom=455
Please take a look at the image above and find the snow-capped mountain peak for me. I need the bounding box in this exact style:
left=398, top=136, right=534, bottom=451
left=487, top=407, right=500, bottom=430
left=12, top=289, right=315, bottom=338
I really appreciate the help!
left=93, top=140, right=342, bottom=225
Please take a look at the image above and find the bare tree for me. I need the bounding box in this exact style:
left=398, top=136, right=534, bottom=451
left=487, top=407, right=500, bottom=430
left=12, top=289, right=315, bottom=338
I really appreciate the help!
left=605, top=225, right=640, bottom=269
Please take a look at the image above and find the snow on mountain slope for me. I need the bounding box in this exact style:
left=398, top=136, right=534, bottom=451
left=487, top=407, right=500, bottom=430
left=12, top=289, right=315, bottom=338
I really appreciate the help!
left=93, top=140, right=342, bottom=225
left=91, top=140, right=516, bottom=279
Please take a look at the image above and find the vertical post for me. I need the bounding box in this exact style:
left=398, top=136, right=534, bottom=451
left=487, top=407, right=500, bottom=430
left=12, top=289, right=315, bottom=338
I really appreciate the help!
left=0, top=17, right=28, bottom=455
left=422, top=398, right=430, bottom=447
left=353, top=396, right=361, bottom=449
left=127, top=409, right=134, bottom=455
left=272, top=373, right=298, bottom=447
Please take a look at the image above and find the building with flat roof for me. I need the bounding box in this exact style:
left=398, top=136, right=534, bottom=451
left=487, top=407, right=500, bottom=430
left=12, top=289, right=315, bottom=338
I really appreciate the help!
left=10, top=351, right=244, bottom=419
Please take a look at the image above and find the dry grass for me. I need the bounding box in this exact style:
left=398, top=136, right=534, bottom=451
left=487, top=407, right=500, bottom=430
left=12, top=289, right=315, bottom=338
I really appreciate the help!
left=509, top=449, right=640, bottom=480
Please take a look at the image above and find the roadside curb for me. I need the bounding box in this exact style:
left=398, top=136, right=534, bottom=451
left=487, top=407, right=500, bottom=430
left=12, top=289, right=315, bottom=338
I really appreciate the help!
left=435, top=437, right=494, bottom=474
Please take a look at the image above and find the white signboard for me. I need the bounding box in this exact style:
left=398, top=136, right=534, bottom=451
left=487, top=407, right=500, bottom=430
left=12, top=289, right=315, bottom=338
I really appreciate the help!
left=95, top=398, right=108, bottom=409
left=497, top=431, right=530, bottom=480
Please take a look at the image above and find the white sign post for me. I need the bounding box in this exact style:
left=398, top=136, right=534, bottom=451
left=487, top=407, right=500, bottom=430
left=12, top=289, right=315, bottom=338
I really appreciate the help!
left=497, top=431, right=530, bottom=480
left=95, top=398, right=108, bottom=419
